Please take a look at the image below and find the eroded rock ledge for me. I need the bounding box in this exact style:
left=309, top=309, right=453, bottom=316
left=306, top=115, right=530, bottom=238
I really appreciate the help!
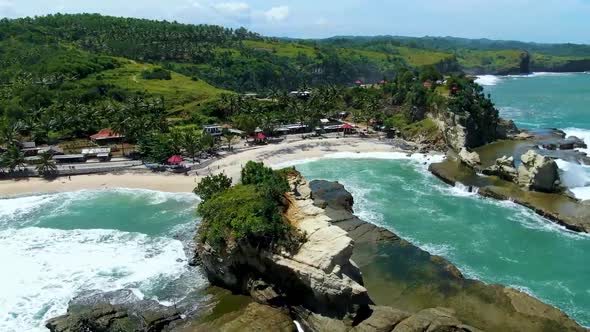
left=196, top=173, right=482, bottom=331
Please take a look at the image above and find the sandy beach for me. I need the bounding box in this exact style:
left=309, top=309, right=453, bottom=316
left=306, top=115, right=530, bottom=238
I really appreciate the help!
left=0, top=137, right=429, bottom=196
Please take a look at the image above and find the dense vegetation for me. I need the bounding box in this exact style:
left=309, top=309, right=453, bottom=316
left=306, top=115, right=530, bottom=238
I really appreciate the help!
left=196, top=162, right=302, bottom=251
left=0, top=13, right=581, bottom=173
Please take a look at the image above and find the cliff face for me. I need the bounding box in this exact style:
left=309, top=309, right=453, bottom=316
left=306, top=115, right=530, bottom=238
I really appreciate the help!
left=432, top=111, right=517, bottom=151
left=196, top=174, right=483, bottom=331
left=196, top=174, right=373, bottom=321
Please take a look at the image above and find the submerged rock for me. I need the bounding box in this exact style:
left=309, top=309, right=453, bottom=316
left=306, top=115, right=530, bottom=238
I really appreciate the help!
left=517, top=150, right=562, bottom=193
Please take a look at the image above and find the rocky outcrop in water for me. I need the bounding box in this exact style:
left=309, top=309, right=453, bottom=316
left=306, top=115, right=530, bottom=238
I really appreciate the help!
left=517, top=150, right=562, bottom=193
left=459, top=148, right=481, bottom=168
left=195, top=174, right=482, bottom=331
left=46, top=290, right=182, bottom=332
left=310, top=178, right=587, bottom=331
left=434, top=111, right=515, bottom=152
left=196, top=174, right=372, bottom=322
left=482, top=155, right=518, bottom=182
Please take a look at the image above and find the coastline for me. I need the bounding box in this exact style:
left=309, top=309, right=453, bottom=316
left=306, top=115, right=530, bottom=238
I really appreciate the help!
left=0, top=137, right=427, bottom=197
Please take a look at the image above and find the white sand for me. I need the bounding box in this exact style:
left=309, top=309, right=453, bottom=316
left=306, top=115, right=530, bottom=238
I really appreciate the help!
left=0, top=137, right=420, bottom=196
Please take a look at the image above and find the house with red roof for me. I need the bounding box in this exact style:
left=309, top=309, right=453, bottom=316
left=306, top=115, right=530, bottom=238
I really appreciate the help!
left=90, top=129, right=124, bottom=144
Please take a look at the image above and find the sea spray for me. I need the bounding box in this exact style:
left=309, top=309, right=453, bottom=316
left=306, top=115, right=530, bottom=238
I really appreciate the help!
left=0, top=190, right=205, bottom=332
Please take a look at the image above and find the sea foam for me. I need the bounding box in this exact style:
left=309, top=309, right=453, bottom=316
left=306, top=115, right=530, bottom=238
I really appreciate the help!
left=272, top=152, right=445, bottom=169
left=0, top=227, right=195, bottom=332
left=475, top=75, right=501, bottom=86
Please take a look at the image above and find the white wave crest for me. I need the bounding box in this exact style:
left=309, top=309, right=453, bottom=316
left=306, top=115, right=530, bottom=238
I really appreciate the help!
left=475, top=75, right=501, bottom=86
left=323, top=151, right=445, bottom=164
left=0, top=227, right=200, bottom=332
left=272, top=152, right=445, bottom=170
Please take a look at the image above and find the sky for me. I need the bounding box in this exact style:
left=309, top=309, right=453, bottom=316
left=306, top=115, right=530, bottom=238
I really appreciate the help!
left=1, top=0, right=590, bottom=44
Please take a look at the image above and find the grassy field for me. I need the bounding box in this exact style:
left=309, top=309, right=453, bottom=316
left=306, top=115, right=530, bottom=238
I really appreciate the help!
left=80, top=60, right=227, bottom=114
left=457, top=49, right=524, bottom=73
left=243, top=40, right=317, bottom=57
left=243, top=39, right=453, bottom=67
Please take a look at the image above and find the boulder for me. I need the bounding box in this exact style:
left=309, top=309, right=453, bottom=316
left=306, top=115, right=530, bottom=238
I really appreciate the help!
left=310, top=180, right=355, bottom=212
left=482, top=155, right=518, bottom=182
left=496, top=118, right=520, bottom=139
left=458, top=148, right=481, bottom=168
left=517, top=150, right=562, bottom=193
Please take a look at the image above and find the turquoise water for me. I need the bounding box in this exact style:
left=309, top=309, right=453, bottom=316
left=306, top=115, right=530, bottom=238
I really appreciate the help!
left=480, top=73, right=590, bottom=200
left=479, top=73, right=590, bottom=130
left=0, top=189, right=205, bottom=332
left=297, top=158, right=590, bottom=327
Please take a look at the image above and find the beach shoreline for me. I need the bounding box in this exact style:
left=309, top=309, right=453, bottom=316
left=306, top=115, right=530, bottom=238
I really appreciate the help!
left=0, top=137, right=430, bottom=197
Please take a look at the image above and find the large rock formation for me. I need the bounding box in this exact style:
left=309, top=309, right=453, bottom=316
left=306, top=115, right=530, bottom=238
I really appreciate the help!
left=517, top=150, right=562, bottom=193
left=433, top=111, right=515, bottom=152
left=196, top=174, right=481, bottom=331
left=196, top=174, right=372, bottom=322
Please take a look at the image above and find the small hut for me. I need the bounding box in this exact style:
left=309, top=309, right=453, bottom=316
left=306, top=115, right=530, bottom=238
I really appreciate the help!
left=342, top=123, right=354, bottom=137
left=253, top=133, right=267, bottom=144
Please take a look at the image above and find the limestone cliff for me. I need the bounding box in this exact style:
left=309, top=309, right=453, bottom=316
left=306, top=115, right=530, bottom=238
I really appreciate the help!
left=196, top=174, right=482, bottom=331
left=196, top=174, right=373, bottom=321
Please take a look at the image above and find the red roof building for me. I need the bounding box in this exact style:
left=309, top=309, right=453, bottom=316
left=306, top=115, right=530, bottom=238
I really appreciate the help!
left=90, top=129, right=124, bottom=141
left=167, top=155, right=184, bottom=164
left=341, top=123, right=354, bottom=130
left=354, top=80, right=363, bottom=85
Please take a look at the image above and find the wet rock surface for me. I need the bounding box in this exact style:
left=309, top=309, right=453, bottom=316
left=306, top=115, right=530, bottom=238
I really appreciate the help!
left=46, top=290, right=182, bottom=332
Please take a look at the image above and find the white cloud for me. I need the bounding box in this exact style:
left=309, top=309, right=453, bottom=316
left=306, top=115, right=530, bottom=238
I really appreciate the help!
left=263, top=5, right=289, bottom=22
left=213, top=2, right=250, bottom=16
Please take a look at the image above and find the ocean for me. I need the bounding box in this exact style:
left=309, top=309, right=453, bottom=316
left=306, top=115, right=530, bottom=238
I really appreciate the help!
left=477, top=72, right=590, bottom=199
left=0, top=189, right=206, bottom=332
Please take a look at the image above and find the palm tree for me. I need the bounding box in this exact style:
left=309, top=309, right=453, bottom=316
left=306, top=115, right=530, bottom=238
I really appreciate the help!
left=1, top=145, right=26, bottom=174
left=36, top=152, right=58, bottom=178
left=0, top=120, right=21, bottom=147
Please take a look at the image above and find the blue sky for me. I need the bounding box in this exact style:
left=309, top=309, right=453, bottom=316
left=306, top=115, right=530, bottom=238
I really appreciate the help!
left=1, top=0, right=589, bottom=43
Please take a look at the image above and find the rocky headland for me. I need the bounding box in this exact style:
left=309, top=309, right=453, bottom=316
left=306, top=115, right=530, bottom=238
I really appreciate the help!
left=430, top=128, right=590, bottom=233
